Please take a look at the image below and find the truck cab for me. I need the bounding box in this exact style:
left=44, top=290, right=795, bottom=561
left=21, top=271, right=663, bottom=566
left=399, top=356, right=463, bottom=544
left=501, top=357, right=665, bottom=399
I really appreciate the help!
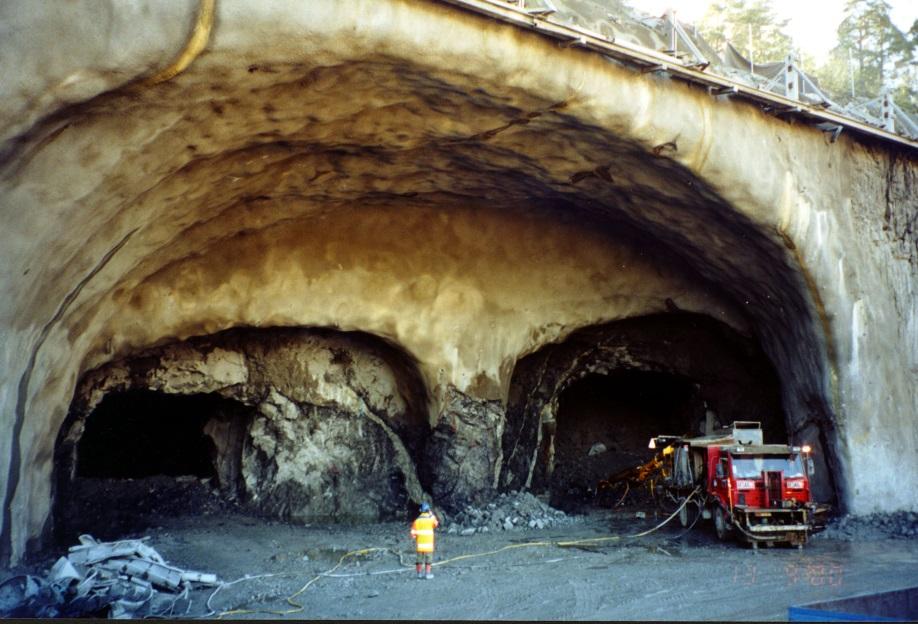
left=708, top=445, right=814, bottom=547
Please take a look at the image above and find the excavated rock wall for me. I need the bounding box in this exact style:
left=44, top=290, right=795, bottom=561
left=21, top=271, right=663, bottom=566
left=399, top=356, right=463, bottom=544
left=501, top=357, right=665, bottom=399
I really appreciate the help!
left=499, top=314, right=791, bottom=499
left=0, top=0, right=915, bottom=564
left=59, top=328, right=430, bottom=522
left=424, top=386, right=505, bottom=510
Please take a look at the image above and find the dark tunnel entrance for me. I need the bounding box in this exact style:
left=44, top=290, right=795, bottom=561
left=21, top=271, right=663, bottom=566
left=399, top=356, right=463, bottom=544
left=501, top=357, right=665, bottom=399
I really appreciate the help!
left=500, top=313, right=789, bottom=508
left=77, top=390, right=222, bottom=479
left=55, top=389, right=254, bottom=544
left=549, top=371, right=696, bottom=509
left=52, top=325, right=435, bottom=546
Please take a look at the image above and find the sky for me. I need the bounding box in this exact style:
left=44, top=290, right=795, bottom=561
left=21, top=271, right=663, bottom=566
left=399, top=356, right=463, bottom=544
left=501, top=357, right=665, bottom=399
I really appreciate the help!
left=630, top=0, right=917, bottom=65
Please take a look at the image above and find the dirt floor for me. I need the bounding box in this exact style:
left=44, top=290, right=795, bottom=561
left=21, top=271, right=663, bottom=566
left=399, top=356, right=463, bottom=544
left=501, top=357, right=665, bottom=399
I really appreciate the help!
left=10, top=497, right=918, bottom=621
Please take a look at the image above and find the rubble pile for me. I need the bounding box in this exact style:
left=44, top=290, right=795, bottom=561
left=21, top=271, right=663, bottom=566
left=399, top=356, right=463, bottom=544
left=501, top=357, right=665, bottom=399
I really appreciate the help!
left=815, top=511, right=918, bottom=541
left=446, top=491, right=581, bottom=535
left=0, top=535, right=218, bottom=618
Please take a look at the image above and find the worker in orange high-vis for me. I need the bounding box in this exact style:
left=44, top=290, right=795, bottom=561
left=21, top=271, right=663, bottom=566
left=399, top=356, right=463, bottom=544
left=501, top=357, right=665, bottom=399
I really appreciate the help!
left=410, top=502, right=439, bottom=579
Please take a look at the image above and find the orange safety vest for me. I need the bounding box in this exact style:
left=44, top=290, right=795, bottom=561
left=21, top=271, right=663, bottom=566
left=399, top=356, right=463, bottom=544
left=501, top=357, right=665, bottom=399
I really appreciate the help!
left=410, top=512, right=439, bottom=553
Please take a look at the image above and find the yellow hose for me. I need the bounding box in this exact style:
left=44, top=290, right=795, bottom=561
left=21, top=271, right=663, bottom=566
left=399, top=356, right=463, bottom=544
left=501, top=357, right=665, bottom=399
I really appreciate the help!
left=143, top=0, right=215, bottom=86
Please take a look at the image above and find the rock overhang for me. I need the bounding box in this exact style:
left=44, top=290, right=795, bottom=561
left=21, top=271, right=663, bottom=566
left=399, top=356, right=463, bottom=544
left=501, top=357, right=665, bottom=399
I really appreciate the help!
left=1, top=0, right=916, bottom=565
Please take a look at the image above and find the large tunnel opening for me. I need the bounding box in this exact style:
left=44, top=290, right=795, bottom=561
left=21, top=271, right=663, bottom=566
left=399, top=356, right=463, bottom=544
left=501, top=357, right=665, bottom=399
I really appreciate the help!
left=55, top=389, right=255, bottom=543
left=52, top=326, right=432, bottom=546
left=2, top=0, right=885, bottom=571
left=501, top=313, right=790, bottom=509
left=549, top=371, right=696, bottom=509
left=76, top=390, right=224, bottom=480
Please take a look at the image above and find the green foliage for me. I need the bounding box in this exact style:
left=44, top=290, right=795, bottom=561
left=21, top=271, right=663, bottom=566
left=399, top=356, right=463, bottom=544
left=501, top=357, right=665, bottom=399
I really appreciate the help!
left=812, top=0, right=915, bottom=115
left=813, top=48, right=856, bottom=101
left=834, top=0, right=907, bottom=93
left=690, top=0, right=915, bottom=120
left=699, top=0, right=791, bottom=63
left=893, top=19, right=917, bottom=115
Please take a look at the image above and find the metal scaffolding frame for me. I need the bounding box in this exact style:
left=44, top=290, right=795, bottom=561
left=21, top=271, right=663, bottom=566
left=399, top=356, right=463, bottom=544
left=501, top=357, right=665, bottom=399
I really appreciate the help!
left=432, top=0, right=918, bottom=151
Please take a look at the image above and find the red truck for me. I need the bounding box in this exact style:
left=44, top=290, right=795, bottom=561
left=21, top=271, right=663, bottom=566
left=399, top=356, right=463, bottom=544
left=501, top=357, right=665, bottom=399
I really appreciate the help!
left=650, top=421, right=825, bottom=548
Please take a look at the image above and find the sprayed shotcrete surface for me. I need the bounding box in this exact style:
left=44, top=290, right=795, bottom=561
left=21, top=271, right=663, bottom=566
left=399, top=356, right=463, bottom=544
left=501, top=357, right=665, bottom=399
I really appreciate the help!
left=0, top=0, right=916, bottom=565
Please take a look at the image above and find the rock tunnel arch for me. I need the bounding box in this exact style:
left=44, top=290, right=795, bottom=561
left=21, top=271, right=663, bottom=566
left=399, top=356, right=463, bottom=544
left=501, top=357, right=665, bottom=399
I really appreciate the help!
left=499, top=313, right=793, bottom=509
left=1, top=0, right=914, bottom=566
left=52, top=326, right=432, bottom=544
left=7, top=69, right=846, bottom=558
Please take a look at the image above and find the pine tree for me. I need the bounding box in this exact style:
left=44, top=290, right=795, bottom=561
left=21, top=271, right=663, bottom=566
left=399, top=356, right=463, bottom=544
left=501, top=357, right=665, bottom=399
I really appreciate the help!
left=890, top=19, right=916, bottom=115
left=700, top=0, right=792, bottom=64
left=832, top=0, right=909, bottom=96
left=809, top=0, right=915, bottom=118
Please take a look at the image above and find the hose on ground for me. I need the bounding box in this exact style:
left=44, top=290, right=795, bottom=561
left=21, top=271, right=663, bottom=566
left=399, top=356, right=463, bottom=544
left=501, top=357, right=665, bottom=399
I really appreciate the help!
left=208, top=487, right=704, bottom=618
left=555, top=485, right=703, bottom=545
left=209, top=548, right=387, bottom=619
left=667, top=499, right=704, bottom=541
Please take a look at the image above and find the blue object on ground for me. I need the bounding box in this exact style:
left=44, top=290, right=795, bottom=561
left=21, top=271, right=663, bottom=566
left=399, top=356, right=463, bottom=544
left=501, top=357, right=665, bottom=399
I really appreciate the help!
left=788, top=586, right=918, bottom=622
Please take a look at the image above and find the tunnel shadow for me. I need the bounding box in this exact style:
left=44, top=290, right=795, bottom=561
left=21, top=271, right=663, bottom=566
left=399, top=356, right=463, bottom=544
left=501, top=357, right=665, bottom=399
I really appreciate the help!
left=77, top=390, right=226, bottom=481
left=549, top=371, right=695, bottom=509
left=54, top=389, right=255, bottom=544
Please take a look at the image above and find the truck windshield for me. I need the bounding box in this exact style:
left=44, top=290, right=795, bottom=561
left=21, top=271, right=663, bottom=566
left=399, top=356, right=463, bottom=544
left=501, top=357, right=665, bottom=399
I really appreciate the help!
left=731, top=455, right=804, bottom=478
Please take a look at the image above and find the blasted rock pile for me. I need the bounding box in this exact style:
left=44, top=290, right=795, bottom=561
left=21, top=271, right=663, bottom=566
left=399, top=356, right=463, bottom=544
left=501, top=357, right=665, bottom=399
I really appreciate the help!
left=816, top=511, right=918, bottom=541
left=446, top=491, right=581, bottom=535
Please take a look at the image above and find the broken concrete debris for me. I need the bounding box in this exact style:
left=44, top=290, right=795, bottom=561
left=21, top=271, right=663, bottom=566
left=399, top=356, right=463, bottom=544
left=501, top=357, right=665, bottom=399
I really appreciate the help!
left=0, top=534, right=217, bottom=618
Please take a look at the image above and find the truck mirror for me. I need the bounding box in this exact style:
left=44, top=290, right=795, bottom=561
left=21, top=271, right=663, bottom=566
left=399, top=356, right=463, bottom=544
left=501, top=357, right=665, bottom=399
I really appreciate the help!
left=807, top=458, right=815, bottom=476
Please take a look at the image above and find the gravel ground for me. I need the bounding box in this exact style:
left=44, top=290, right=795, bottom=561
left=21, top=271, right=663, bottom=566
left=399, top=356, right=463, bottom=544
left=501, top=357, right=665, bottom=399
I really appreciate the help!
left=814, top=511, right=918, bottom=541
left=5, top=497, right=918, bottom=620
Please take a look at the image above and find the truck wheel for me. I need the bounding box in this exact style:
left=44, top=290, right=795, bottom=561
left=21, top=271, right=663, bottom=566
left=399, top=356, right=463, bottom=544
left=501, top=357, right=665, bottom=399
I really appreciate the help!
left=679, top=501, right=690, bottom=527
left=714, top=506, right=729, bottom=541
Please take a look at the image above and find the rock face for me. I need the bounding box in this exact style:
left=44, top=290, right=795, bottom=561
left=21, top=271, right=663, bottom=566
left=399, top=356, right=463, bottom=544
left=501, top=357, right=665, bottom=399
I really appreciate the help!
left=0, top=0, right=915, bottom=565
left=57, top=328, right=429, bottom=524
left=425, top=387, right=505, bottom=511
left=243, top=399, right=409, bottom=522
